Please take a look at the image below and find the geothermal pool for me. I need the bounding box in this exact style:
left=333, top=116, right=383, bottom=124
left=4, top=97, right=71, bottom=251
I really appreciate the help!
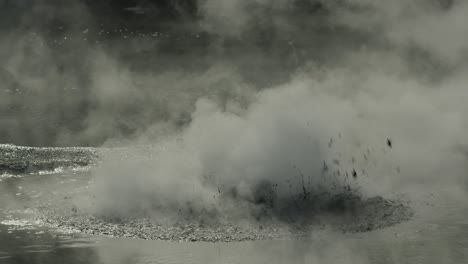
left=2, top=1, right=468, bottom=263
left=0, top=145, right=467, bottom=263
left=1, top=171, right=467, bottom=263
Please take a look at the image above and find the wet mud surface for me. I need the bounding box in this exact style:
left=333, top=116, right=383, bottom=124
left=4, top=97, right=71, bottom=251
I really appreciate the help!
left=35, top=195, right=412, bottom=242
left=1, top=145, right=413, bottom=242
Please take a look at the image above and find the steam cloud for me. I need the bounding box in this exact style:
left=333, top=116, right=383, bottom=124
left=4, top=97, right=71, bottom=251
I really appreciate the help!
left=1, top=0, right=467, bottom=222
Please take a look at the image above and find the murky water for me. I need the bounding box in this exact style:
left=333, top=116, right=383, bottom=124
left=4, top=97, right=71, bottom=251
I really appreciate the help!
left=0, top=170, right=467, bottom=264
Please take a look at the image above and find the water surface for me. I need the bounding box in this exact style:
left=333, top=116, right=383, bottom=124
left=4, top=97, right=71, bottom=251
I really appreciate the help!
left=1, top=170, right=467, bottom=264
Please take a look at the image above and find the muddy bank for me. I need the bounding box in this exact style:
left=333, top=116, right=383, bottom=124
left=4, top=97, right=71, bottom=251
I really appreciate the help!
left=0, top=144, right=99, bottom=174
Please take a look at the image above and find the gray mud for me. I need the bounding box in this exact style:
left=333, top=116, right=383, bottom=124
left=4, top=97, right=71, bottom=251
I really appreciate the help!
left=35, top=195, right=412, bottom=242
left=1, top=144, right=413, bottom=242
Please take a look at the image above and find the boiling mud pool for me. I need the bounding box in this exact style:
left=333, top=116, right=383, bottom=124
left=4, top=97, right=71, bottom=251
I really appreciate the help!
left=0, top=170, right=467, bottom=264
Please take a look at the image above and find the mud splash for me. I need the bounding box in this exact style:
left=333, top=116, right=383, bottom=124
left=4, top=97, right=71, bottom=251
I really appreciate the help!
left=1, top=144, right=413, bottom=242
left=36, top=193, right=412, bottom=242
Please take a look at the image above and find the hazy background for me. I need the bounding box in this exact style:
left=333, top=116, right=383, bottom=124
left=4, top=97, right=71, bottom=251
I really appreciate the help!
left=0, top=0, right=382, bottom=147
left=0, top=0, right=464, bottom=147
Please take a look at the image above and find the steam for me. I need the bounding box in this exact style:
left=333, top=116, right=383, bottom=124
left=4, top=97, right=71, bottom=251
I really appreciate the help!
left=197, top=0, right=290, bottom=37
left=95, top=56, right=468, bottom=221
left=332, top=0, right=468, bottom=64
left=1, top=0, right=468, bottom=223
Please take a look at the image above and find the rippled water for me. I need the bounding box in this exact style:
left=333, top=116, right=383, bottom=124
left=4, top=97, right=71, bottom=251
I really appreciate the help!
left=0, top=170, right=467, bottom=264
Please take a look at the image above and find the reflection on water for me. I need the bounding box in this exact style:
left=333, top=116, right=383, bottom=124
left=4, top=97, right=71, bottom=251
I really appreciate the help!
left=0, top=172, right=467, bottom=264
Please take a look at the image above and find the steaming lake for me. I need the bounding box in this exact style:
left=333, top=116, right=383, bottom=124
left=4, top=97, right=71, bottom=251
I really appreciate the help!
left=2, top=0, right=468, bottom=263
left=1, top=169, right=467, bottom=264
